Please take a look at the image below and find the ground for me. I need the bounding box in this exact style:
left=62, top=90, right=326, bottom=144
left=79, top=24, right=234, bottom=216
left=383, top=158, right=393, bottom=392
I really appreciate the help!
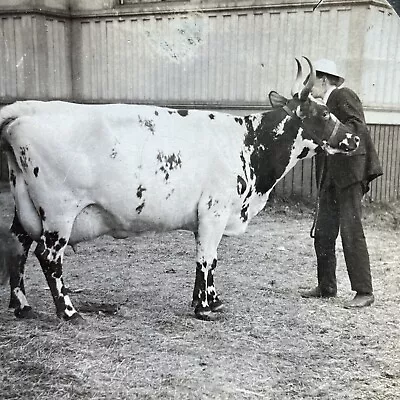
left=0, top=185, right=399, bottom=400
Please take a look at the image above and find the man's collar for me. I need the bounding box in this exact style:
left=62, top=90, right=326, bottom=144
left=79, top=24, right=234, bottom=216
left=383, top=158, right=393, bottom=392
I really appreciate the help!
left=323, top=86, right=336, bottom=104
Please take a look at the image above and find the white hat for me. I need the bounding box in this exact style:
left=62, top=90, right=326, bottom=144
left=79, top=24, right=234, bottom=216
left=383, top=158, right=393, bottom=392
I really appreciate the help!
left=314, top=59, right=345, bottom=86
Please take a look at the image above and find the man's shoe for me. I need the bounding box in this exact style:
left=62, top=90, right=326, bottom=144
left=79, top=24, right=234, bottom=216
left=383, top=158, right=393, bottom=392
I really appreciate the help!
left=300, top=286, right=336, bottom=298
left=344, top=293, right=374, bottom=309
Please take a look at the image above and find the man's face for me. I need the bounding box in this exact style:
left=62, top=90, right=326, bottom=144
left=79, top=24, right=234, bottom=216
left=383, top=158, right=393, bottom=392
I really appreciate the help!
left=310, top=75, right=326, bottom=99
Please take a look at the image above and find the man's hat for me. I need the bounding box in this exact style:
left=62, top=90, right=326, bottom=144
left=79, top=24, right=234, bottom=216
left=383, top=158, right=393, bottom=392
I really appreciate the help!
left=314, top=59, right=345, bottom=86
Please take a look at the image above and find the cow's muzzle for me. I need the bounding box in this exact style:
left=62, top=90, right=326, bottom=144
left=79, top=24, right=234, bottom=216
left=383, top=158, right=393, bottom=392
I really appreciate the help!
left=322, top=135, right=360, bottom=155
left=323, top=117, right=360, bottom=155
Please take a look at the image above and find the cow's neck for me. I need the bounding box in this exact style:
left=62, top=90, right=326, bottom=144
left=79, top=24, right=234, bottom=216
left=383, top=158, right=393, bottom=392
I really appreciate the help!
left=243, top=110, right=306, bottom=197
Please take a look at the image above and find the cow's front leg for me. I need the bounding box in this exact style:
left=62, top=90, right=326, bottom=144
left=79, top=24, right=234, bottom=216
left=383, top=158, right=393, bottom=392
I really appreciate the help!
left=8, top=210, right=35, bottom=318
left=192, top=199, right=228, bottom=320
left=192, top=258, right=223, bottom=314
left=34, top=230, right=83, bottom=323
left=206, top=259, right=223, bottom=312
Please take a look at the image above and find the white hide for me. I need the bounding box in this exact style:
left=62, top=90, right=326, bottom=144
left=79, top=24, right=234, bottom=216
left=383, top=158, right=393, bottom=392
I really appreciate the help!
left=0, top=101, right=320, bottom=247
left=2, top=103, right=254, bottom=244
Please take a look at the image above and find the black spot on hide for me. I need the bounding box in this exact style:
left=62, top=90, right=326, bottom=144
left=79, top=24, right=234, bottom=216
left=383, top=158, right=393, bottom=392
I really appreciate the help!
left=19, top=146, right=29, bottom=170
left=42, top=232, right=67, bottom=252
left=156, top=151, right=183, bottom=182
left=44, top=231, right=60, bottom=249
left=241, top=204, right=249, bottom=222
left=136, top=185, right=147, bottom=199
left=235, top=117, right=243, bottom=125
left=55, top=237, right=67, bottom=252
left=297, top=147, right=310, bottom=159
left=136, top=202, right=145, bottom=214
left=33, top=167, right=39, bottom=177
left=209, top=114, right=215, bottom=120
left=177, top=109, right=188, bottom=117
left=237, top=175, right=247, bottom=195
left=138, top=115, right=156, bottom=134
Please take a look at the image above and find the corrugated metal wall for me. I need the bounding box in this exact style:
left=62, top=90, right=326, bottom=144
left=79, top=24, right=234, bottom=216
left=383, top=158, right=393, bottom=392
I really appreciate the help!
left=0, top=14, right=71, bottom=100
left=276, top=124, right=400, bottom=202
left=1, top=1, right=397, bottom=110
left=70, top=1, right=400, bottom=111
left=362, top=5, right=400, bottom=109
left=70, top=6, right=358, bottom=104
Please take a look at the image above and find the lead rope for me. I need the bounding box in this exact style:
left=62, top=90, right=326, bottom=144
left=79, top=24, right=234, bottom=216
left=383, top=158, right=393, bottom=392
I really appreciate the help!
left=309, top=118, right=340, bottom=237
left=281, top=106, right=339, bottom=238
left=310, top=157, right=325, bottom=238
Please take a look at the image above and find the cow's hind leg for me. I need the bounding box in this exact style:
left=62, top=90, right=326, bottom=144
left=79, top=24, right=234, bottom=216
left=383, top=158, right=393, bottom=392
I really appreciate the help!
left=8, top=210, right=35, bottom=318
left=34, top=228, right=83, bottom=323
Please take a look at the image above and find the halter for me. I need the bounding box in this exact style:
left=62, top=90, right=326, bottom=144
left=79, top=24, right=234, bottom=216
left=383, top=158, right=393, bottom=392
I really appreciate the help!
left=282, top=104, right=341, bottom=151
left=282, top=104, right=342, bottom=238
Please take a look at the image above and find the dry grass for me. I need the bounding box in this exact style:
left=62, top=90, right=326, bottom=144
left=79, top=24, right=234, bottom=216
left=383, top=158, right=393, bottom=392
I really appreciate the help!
left=0, top=188, right=400, bottom=400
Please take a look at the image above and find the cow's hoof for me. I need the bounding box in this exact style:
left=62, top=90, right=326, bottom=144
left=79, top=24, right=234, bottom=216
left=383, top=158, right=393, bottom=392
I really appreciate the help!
left=195, top=305, right=212, bottom=321
left=65, top=312, right=85, bottom=325
left=14, top=306, right=37, bottom=319
left=210, top=299, right=224, bottom=312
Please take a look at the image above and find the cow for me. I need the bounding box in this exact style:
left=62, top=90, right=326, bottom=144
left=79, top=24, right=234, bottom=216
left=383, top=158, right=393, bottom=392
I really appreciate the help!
left=0, top=58, right=359, bottom=322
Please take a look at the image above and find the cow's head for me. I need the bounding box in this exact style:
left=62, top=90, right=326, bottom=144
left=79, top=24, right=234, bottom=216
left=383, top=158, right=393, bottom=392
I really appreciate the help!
left=269, top=57, right=359, bottom=155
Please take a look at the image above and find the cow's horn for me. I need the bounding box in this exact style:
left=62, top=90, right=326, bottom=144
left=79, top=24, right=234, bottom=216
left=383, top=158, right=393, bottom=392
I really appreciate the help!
left=291, top=58, right=303, bottom=97
left=299, top=56, right=316, bottom=100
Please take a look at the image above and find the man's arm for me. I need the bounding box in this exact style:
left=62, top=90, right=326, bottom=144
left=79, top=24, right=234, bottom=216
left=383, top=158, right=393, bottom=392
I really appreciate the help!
left=331, top=87, right=367, bottom=135
left=328, top=87, right=369, bottom=155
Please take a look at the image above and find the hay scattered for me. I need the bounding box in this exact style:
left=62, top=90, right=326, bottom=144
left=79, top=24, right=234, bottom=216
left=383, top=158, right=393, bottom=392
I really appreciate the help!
left=1, top=191, right=399, bottom=399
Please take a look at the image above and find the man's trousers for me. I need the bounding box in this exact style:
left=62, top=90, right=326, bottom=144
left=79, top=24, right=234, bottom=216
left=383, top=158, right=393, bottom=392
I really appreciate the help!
left=314, top=181, right=373, bottom=295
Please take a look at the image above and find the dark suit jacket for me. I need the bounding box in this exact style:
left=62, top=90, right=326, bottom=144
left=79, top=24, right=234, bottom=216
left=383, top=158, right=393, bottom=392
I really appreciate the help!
left=316, top=87, right=383, bottom=192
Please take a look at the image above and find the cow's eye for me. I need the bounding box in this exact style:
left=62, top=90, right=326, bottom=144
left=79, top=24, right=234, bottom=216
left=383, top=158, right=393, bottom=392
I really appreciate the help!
left=322, top=111, right=330, bottom=120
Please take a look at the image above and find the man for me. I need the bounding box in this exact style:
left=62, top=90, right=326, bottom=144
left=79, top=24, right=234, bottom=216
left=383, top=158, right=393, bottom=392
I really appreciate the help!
left=301, top=59, right=383, bottom=308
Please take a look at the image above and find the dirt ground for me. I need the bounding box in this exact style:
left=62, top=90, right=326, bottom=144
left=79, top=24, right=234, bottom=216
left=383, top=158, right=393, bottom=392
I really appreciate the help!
left=0, top=186, right=399, bottom=400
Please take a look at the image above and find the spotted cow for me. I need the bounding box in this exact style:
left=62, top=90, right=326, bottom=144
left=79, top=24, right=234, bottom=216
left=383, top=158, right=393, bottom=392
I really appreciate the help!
left=0, top=58, right=359, bottom=322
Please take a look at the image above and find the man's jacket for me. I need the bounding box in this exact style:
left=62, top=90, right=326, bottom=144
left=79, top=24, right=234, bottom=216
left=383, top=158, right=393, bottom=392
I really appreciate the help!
left=316, top=87, right=383, bottom=192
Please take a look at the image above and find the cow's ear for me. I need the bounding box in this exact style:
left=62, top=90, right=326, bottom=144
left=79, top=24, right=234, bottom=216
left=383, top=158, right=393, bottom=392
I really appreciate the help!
left=269, top=91, right=288, bottom=108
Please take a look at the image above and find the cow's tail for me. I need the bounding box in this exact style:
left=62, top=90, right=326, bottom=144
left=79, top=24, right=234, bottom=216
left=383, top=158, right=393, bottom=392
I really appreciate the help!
left=0, top=102, right=30, bottom=145
left=0, top=110, right=21, bottom=284
left=0, top=227, right=21, bottom=285
left=0, top=116, right=17, bottom=146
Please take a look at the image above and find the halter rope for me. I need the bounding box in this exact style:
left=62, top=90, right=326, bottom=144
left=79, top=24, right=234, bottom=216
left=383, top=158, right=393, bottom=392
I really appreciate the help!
left=281, top=105, right=341, bottom=238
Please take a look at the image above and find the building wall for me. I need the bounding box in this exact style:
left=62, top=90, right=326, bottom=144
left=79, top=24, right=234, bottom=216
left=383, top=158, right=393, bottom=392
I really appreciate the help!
left=1, top=0, right=398, bottom=113
left=361, top=4, right=400, bottom=112
left=0, top=3, right=72, bottom=101
left=0, top=0, right=399, bottom=202
left=68, top=0, right=400, bottom=117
